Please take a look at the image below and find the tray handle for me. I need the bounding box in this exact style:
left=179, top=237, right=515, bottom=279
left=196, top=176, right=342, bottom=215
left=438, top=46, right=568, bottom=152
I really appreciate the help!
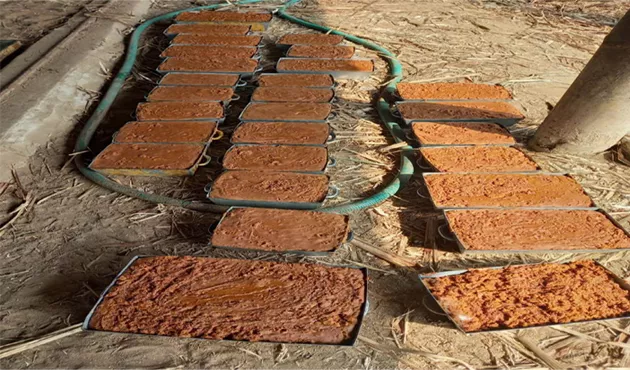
left=327, top=157, right=337, bottom=168
left=327, top=130, right=337, bottom=143
left=326, top=185, right=340, bottom=199
left=346, top=230, right=354, bottom=243
left=211, top=130, right=224, bottom=141
left=416, top=187, right=430, bottom=199
left=231, top=93, right=241, bottom=102
left=198, top=153, right=212, bottom=167
left=208, top=220, right=220, bottom=234
left=437, top=224, right=456, bottom=242
left=204, top=183, right=213, bottom=193
left=416, top=157, right=432, bottom=171
left=391, top=106, right=401, bottom=118
left=236, top=80, right=248, bottom=87
left=327, top=111, right=338, bottom=121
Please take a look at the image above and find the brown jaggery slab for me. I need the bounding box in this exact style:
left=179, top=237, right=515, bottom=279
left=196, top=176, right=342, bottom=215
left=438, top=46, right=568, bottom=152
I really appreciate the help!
left=287, top=45, right=355, bottom=59
left=212, top=208, right=350, bottom=252
left=278, top=58, right=374, bottom=72
left=232, top=122, right=330, bottom=145
left=398, top=101, right=524, bottom=121
left=423, top=260, right=630, bottom=332
left=164, top=23, right=250, bottom=35
left=158, top=57, right=258, bottom=73
left=89, top=256, right=365, bottom=344
left=114, top=121, right=217, bottom=144
left=90, top=144, right=204, bottom=170
left=160, top=73, right=239, bottom=86
left=397, top=82, right=513, bottom=100
left=175, top=11, right=272, bottom=22
left=147, top=86, right=234, bottom=102
left=424, top=173, right=593, bottom=208
left=223, top=145, right=328, bottom=172
left=241, top=102, right=331, bottom=121
left=411, top=122, right=515, bottom=145
left=258, top=73, right=334, bottom=87
left=278, top=33, right=344, bottom=45
left=252, top=87, right=334, bottom=102
left=172, top=34, right=262, bottom=46
left=445, top=209, right=630, bottom=252
left=210, top=171, right=329, bottom=203
left=136, top=101, right=223, bottom=121
left=160, top=45, right=257, bottom=59
left=420, top=146, right=538, bottom=172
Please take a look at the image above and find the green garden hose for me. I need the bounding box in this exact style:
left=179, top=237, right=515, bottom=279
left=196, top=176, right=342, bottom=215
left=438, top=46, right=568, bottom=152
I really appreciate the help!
left=74, top=0, right=414, bottom=214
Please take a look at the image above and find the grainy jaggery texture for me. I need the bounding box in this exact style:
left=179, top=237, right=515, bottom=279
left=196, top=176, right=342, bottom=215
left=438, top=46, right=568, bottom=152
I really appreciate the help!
left=212, top=208, right=349, bottom=252
left=147, top=86, right=234, bottom=102
left=278, top=59, right=374, bottom=72
left=420, top=146, right=538, bottom=172
left=287, top=45, right=355, bottom=59
left=175, top=11, right=272, bottom=22
left=398, top=101, right=524, bottom=120
left=158, top=57, right=258, bottom=73
left=258, top=74, right=334, bottom=87
left=89, top=256, right=365, bottom=344
left=445, top=209, right=630, bottom=251
left=232, top=122, right=330, bottom=145
left=210, top=171, right=329, bottom=203
left=223, top=145, right=328, bottom=172
left=90, top=144, right=203, bottom=170
left=424, top=173, right=593, bottom=208
left=160, top=73, right=239, bottom=86
left=424, top=260, right=630, bottom=332
left=114, top=121, right=217, bottom=144
left=411, top=122, right=515, bottom=145
left=278, top=33, right=344, bottom=45
left=397, top=82, right=513, bottom=100
left=160, top=45, right=257, bottom=59
left=252, top=87, right=334, bottom=102
left=164, top=24, right=251, bottom=35
left=172, top=34, right=262, bottom=46
left=136, top=101, right=223, bottom=121
left=241, top=102, right=331, bottom=121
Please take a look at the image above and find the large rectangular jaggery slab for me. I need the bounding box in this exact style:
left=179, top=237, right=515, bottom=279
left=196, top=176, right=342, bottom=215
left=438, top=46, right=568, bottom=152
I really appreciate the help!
left=172, top=34, right=262, bottom=46
left=420, top=146, right=538, bottom=172
left=158, top=58, right=258, bottom=73
left=114, top=121, right=217, bottom=143
left=411, top=122, right=515, bottom=146
left=397, top=82, right=513, bottom=100
left=241, top=102, right=331, bottom=121
left=278, top=33, right=344, bottom=45
left=147, top=86, right=234, bottom=101
left=223, top=145, right=328, bottom=172
left=398, top=101, right=524, bottom=121
left=165, top=24, right=251, bottom=35
left=160, top=73, right=239, bottom=86
left=278, top=58, right=374, bottom=72
left=136, top=101, right=223, bottom=121
left=257, top=74, right=334, bottom=87
left=160, top=45, right=257, bottom=59
left=90, top=144, right=204, bottom=170
left=252, top=87, right=334, bottom=102
left=175, top=11, right=272, bottom=22
left=232, top=122, right=330, bottom=145
left=287, top=45, right=355, bottom=59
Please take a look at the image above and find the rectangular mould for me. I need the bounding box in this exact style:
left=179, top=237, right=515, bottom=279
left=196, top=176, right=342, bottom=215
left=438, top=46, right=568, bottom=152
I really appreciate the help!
left=222, top=143, right=334, bottom=174
left=238, top=102, right=335, bottom=123
left=416, top=146, right=541, bottom=173
left=255, top=72, right=336, bottom=88
left=157, top=57, right=262, bottom=78
left=409, top=121, right=515, bottom=148
left=276, top=57, right=374, bottom=81
left=250, top=87, right=336, bottom=103
left=158, top=72, right=246, bottom=87
left=229, top=121, right=335, bottom=146
left=145, top=85, right=239, bottom=105
left=159, top=45, right=262, bottom=60
left=285, top=44, right=356, bottom=59
left=112, top=121, right=222, bottom=145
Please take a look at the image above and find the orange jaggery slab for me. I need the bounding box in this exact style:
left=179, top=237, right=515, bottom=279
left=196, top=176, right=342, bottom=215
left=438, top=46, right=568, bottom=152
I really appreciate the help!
left=232, top=122, right=330, bottom=145
left=397, top=82, right=512, bottom=100
left=252, top=87, right=334, bottom=102
left=90, top=143, right=204, bottom=170
left=114, top=121, right=217, bottom=144
left=287, top=45, right=355, bottom=59
left=136, top=101, right=223, bottom=121
left=397, top=101, right=524, bottom=121
left=164, top=23, right=251, bottom=35
left=277, top=58, right=374, bottom=72
left=411, top=122, right=515, bottom=145
left=223, top=145, right=328, bottom=172
left=160, top=73, right=240, bottom=86
left=158, top=57, right=258, bottom=73
left=257, top=73, right=334, bottom=87
left=172, top=34, right=262, bottom=46
left=278, top=33, right=344, bottom=45
left=420, top=146, right=538, bottom=172
left=175, top=11, right=272, bottom=22
left=241, top=102, right=331, bottom=121
left=147, top=86, right=234, bottom=102
left=160, top=45, right=257, bottom=59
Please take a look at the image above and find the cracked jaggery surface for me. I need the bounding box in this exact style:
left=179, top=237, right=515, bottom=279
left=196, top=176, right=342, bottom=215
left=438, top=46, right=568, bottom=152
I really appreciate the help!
left=89, top=256, right=365, bottom=344
left=424, top=173, right=593, bottom=208
left=158, top=57, right=258, bottom=73
left=147, top=86, right=234, bottom=102
left=287, top=45, right=355, bottom=59
left=115, top=121, right=217, bottom=144
left=212, top=208, right=349, bottom=252
left=398, top=101, right=524, bottom=120
left=223, top=145, right=328, bottom=172
left=257, top=74, right=334, bottom=87
left=445, top=209, right=630, bottom=251
left=420, top=146, right=537, bottom=172
left=160, top=73, right=239, bottom=86
left=172, top=34, right=262, bottom=46
left=164, top=24, right=251, bottom=35
left=210, top=171, right=329, bottom=203
left=175, top=11, right=272, bottom=22
left=411, top=122, right=515, bottom=145
left=241, top=102, right=331, bottom=121
left=424, top=260, right=630, bottom=332
left=278, top=58, right=374, bottom=72
left=136, top=101, right=223, bottom=121
left=397, top=82, right=512, bottom=100
left=90, top=144, right=204, bottom=170
left=252, top=87, right=334, bottom=102
left=278, top=33, right=344, bottom=45
left=160, top=45, right=257, bottom=59
left=232, top=122, right=330, bottom=145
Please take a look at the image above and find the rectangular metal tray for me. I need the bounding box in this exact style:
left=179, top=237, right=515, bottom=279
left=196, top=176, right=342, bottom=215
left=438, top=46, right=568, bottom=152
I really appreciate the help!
left=255, top=72, right=336, bottom=88
left=395, top=101, right=522, bottom=127
left=416, top=146, right=541, bottom=173
left=222, top=143, right=334, bottom=174
left=230, top=121, right=335, bottom=146
left=276, top=57, right=374, bottom=81
left=251, top=86, right=336, bottom=103
left=238, top=101, right=335, bottom=123
left=158, top=72, right=246, bottom=87
left=421, top=172, right=597, bottom=210
left=285, top=44, right=356, bottom=59
left=82, top=255, right=368, bottom=346
left=157, top=57, right=262, bottom=78
left=418, top=260, right=630, bottom=334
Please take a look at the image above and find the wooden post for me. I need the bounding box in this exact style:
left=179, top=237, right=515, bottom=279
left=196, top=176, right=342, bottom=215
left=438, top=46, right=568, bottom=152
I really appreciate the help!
left=529, top=10, right=630, bottom=154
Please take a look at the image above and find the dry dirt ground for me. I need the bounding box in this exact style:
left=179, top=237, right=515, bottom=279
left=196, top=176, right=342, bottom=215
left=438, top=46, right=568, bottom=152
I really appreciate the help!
left=1, top=0, right=630, bottom=369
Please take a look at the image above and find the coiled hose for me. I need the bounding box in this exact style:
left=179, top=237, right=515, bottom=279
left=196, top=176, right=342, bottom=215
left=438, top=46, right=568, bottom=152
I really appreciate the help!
left=74, top=0, right=414, bottom=214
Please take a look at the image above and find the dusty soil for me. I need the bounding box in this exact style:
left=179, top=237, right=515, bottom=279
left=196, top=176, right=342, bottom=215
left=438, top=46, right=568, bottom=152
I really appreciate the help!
left=147, top=86, right=234, bottom=101
left=158, top=57, right=258, bottom=73
left=223, top=145, right=328, bottom=172
left=172, top=34, right=262, bottom=46
left=164, top=23, right=251, bottom=36
left=241, top=102, right=331, bottom=121
left=89, top=256, right=365, bottom=344
left=278, top=33, right=344, bottom=45
left=159, top=73, right=240, bottom=86
left=424, top=260, right=630, bottom=332
left=257, top=73, right=334, bottom=87
left=425, top=173, right=594, bottom=208
left=252, top=86, right=334, bottom=102
left=160, top=45, right=257, bottom=59
left=175, top=11, right=272, bottom=23
left=136, top=101, right=223, bottom=121
left=420, top=146, right=539, bottom=172
left=445, top=209, right=630, bottom=251
left=212, top=208, right=349, bottom=252
left=411, top=121, right=515, bottom=145
left=210, top=171, right=329, bottom=203
left=397, top=82, right=512, bottom=100
left=90, top=143, right=204, bottom=170
left=232, top=121, right=330, bottom=145
left=114, top=121, right=217, bottom=144
left=398, top=101, right=524, bottom=120
left=287, top=44, right=356, bottom=59
left=278, top=58, right=374, bottom=72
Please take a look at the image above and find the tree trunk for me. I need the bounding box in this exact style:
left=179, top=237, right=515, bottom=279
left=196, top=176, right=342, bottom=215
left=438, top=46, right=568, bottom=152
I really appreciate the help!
left=529, top=10, right=630, bottom=154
